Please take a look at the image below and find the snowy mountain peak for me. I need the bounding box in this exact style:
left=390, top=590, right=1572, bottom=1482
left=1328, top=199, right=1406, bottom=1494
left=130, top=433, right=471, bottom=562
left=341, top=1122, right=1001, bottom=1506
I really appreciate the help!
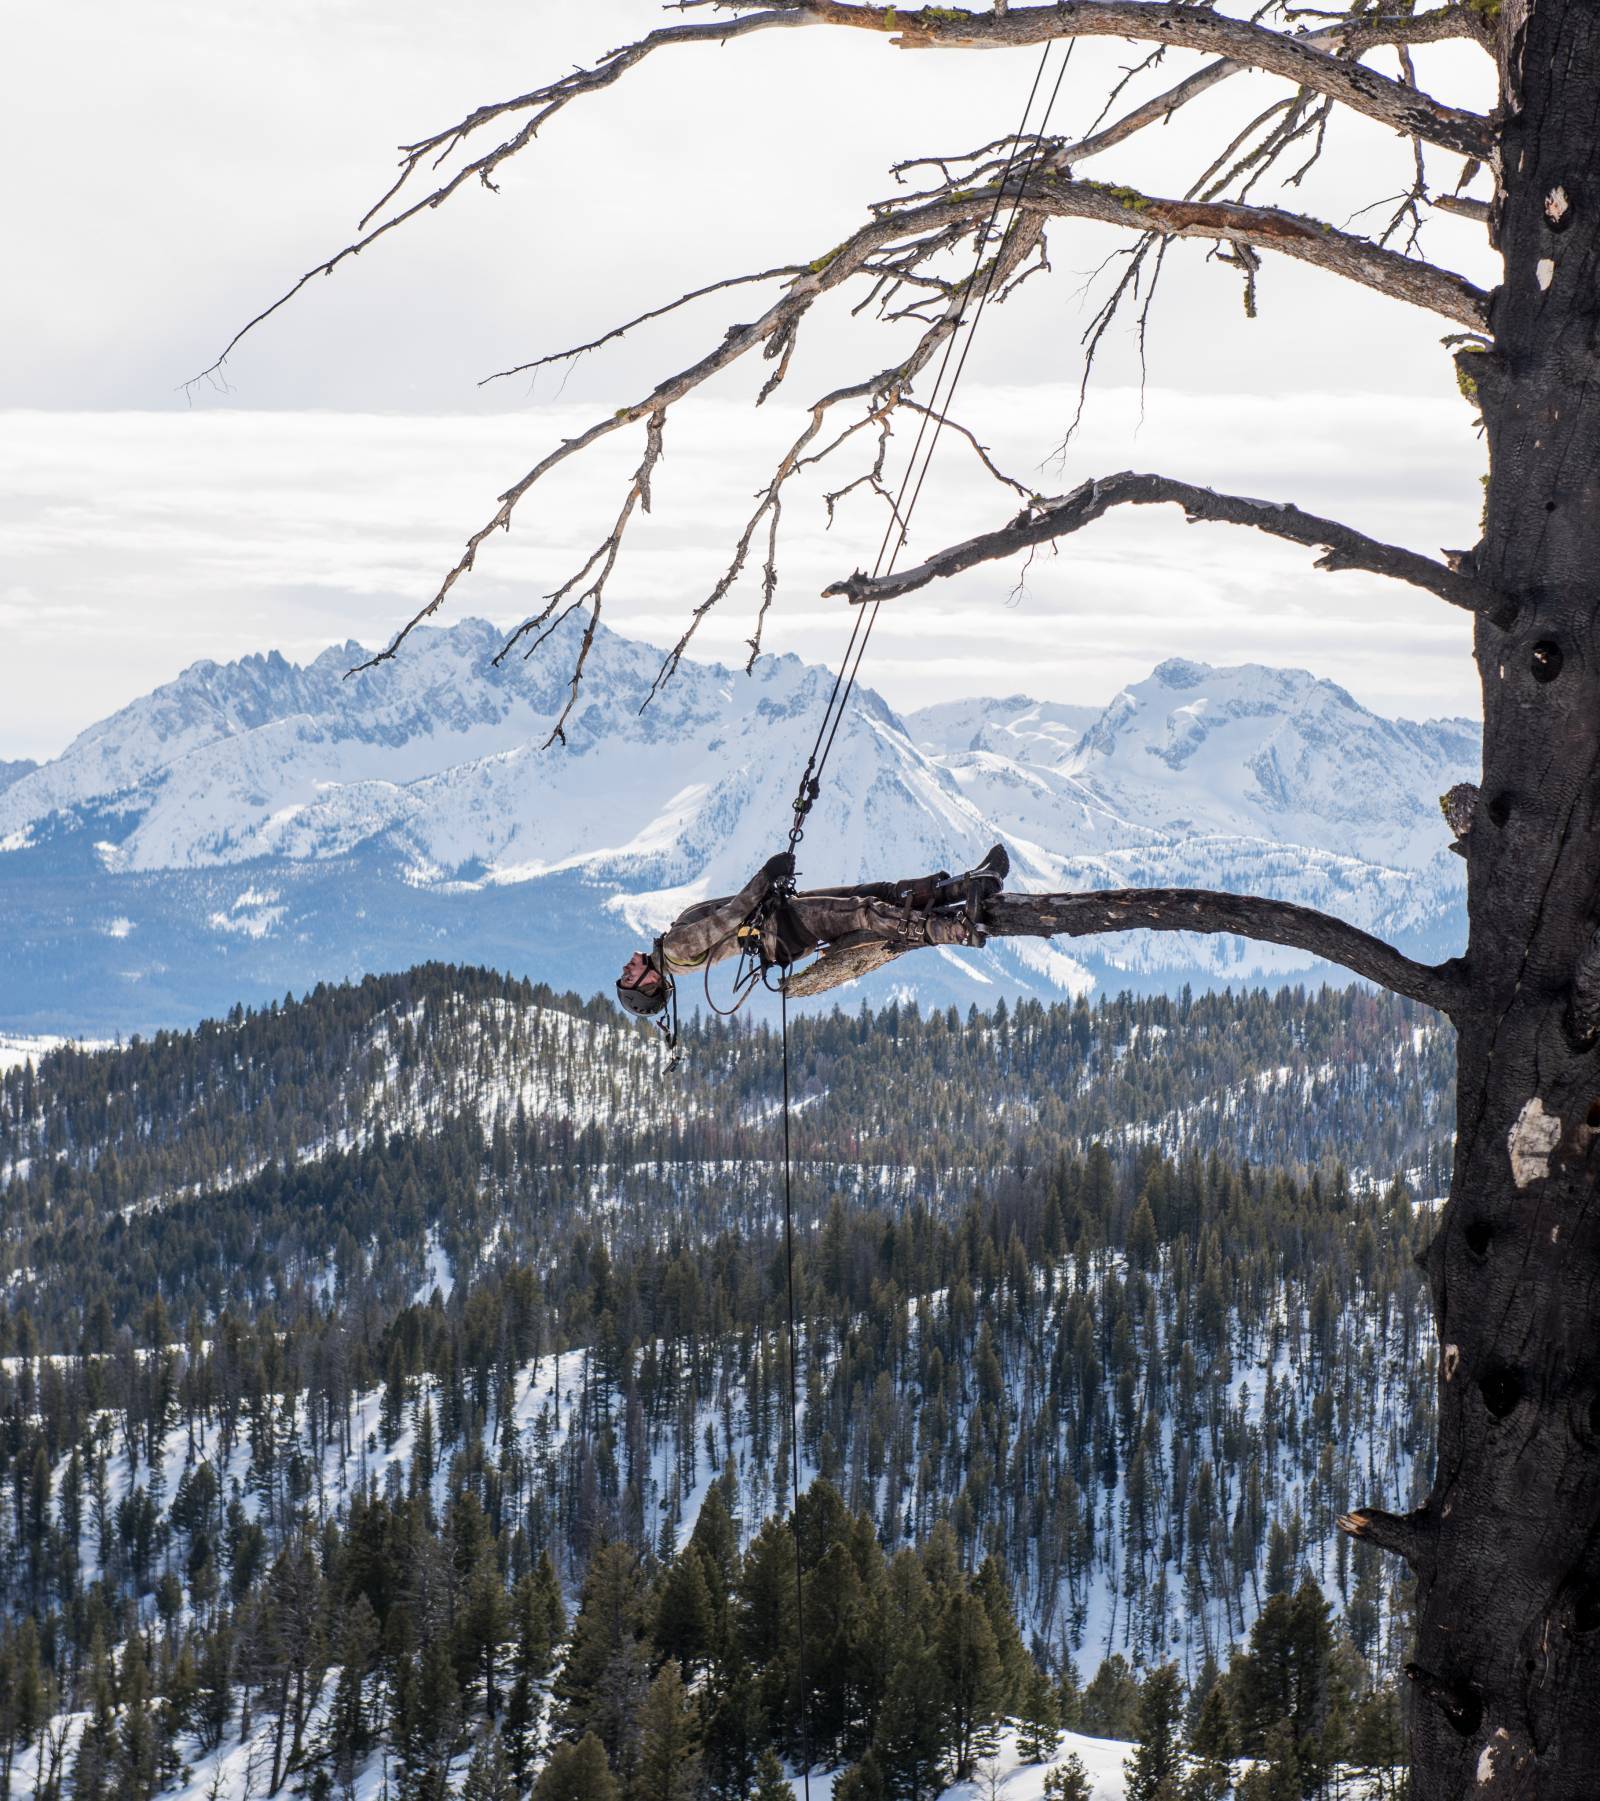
left=0, top=621, right=1477, bottom=1033
left=1058, top=658, right=1476, bottom=866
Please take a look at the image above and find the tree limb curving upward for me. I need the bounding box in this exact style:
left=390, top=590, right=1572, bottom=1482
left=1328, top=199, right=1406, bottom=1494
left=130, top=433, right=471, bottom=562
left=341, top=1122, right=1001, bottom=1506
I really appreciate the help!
left=984, top=889, right=1466, bottom=1014
left=826, top=469, right=1500, bottom=611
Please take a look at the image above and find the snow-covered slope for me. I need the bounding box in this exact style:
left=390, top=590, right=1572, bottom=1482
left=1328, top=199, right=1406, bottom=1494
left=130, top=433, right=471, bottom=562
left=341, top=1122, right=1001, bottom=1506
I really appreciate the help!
left=0, top=621, right=1476, bottom=1033
left=0, top=759, right=35, bottom=797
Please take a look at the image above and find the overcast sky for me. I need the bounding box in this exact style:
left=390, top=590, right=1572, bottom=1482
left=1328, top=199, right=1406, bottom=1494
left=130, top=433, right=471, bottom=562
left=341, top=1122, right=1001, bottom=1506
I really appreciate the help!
left=2, top=1, right=1497, bottom=760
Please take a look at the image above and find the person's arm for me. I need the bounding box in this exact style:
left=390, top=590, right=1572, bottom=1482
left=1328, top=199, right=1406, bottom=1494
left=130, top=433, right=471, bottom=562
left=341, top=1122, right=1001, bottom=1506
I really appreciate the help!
left=660, top=853, right=794, bottom=970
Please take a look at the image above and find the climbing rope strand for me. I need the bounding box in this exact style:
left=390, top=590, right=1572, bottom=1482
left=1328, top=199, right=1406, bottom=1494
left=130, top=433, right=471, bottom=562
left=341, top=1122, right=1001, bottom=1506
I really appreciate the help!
left=886, top=47, right=1074, bottom=564
left=780, top=984, right=812, bottom=1801
left=775, top=53, right=1069, bottom=1795
left=806, top=46, right=1073, bottom=796
left=785, top=43, right=1062, bottom=851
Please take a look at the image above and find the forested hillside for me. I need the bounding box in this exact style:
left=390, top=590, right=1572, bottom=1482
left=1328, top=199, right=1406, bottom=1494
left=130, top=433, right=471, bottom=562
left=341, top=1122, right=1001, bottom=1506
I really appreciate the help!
left=0, top=971, right=1446, bottom=1797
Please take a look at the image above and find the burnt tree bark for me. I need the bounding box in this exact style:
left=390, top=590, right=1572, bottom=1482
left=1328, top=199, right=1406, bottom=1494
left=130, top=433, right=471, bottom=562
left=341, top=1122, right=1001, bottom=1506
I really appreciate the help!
left=208, top=2, right=1600, bottom=1791
left=1405, top=4, right=1600, bottom=1791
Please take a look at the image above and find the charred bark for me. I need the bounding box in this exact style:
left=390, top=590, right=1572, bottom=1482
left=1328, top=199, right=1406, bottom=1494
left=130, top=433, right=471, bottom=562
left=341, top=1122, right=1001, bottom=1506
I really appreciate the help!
left=1410, top=3, right=1600, bottom=1794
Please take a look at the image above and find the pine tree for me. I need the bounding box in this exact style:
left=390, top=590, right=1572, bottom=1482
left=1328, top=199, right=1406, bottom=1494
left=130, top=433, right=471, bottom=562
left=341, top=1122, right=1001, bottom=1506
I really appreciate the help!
left=632, top=1660, right=701, bottom=1801
left=399, top=1632, right=463, bottom=1797
left=936, top=1588, right=1005, bottom=1780
left=554, top=1541, right=650, bottom=1780
left=873, top=1627, right=947, bottom=1800
left=533, top=1733, right=622, bottom=1801
left=504, top=1669, right=544, bottom=1790
left=1235, top=1721, right=1302, bottom=1801
left=1124, top=1663, right=1185, bottom=1801
left=689, top=1480, right=740, bottom=1634
left=1058, top=1657, right=1084, bottom=1733
left=1080, top=1654, right=1142, bottom=1740
left=1231, top=1579, right=1347, bottom=1793
left=651, top=1549, right=716, bottom=1678
left=751, top=1747, right=793, bottom=1801
left=319, top=1594, right=380, bottom=1791
left=112, top=1635, right=159, bottom=1801
left=834, top=1750, right=888, bottom=1801
left=511, top=1551, right=565, bottom=1685
left=1180, top=1680, right=1235, bottom=1801
left=67, top=1629, right=117, bottom=1801
left=1349, top=1686, right=1407, bottom=1801
left=1016, top=1663, right=1063, bottom=1765
left=973, top=1556, right=1030, bottom=1713
left=1043, top=1752, right=1095, bottom=1801
left=461, top=1732, right=515, bottom=1801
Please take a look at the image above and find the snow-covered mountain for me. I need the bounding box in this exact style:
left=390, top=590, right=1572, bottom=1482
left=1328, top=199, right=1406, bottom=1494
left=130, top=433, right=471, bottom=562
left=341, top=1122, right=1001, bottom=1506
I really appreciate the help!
left=0, top=618, right=1477, bottom=1033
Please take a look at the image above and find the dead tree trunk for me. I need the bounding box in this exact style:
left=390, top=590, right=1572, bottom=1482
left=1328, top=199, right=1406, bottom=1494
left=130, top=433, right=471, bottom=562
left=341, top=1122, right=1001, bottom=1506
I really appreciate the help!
left=1399, top=5, right=1600, bottom=1792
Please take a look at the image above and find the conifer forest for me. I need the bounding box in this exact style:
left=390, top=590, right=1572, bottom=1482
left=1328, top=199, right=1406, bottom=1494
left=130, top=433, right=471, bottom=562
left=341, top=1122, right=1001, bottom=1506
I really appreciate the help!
left=0, top=969, right=1451, bottom=1797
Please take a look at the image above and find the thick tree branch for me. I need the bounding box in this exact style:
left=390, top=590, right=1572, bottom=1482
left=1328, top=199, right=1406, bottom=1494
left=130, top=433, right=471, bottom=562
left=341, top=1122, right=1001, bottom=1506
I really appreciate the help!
left=874, top=175, right=1487, bottom=323
left=984, top=889, right=1465, bottom=1012
left=713, top=3, right=1494, bottom=160
left=1433, top=192, right=1490, bottom=223
left=1337, top=1504, right=1437, bottom=1569
left=193, top=2, right=1489, bottom=389
left=827, top=469, right=1500, bottom=612
left=1016, top=174, right=1488, bottom=325
left=1062, top=8, right=1489, bottom=166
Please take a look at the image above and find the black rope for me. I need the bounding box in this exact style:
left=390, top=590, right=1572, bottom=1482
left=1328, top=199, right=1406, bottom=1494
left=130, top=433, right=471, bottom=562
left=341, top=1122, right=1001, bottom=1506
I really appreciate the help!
left=779, top=983, right=812, bottom=1800
left=772, top=50, right=1072, bottom=1795
left=785, top=40, right=1072, bottom=856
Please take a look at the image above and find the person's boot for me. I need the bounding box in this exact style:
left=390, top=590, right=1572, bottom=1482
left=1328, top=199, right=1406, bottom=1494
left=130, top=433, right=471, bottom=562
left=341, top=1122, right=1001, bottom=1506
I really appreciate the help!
left=931, top=842, right=1010, bottom=913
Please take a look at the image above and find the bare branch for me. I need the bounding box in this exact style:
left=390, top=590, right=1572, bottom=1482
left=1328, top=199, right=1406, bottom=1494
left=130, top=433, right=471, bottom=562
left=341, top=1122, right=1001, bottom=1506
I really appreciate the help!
left=186, top=11, right=806, bottom=385
left=714, top=3, right=1494, bottom=161
left=479, top=263, right=809, bottom=386
left=984, top=888, right=1465, bottom=1012
left=1061, top=7, right=1485, bottom=167
left=1019, top=174, right=1488, bottom=326
left=490, top=411, right=668, bottom=748
left=333, top=158, right=1484, bottom=676
left=827, top=469, right=1499, bottom=611
left=898, top=400, right=1032, bottom=498
left=1337, top=1505, right=1436, bottom=1569
left=1434, top=193, right=1490, bottom=223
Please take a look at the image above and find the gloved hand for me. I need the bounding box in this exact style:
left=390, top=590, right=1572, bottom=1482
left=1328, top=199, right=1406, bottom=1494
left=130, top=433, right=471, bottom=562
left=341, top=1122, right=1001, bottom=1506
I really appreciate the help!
left=762, top=851, right=797, bottom=887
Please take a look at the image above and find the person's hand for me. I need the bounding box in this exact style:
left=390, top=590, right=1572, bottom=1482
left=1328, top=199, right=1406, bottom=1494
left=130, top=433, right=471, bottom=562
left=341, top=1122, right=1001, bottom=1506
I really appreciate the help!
left=762, top=851, right=796, bottom=886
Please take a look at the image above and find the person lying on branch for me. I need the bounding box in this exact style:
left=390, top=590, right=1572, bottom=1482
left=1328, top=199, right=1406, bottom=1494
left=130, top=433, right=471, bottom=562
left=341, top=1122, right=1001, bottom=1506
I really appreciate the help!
left=616, top=842, right=1011, bottom=1020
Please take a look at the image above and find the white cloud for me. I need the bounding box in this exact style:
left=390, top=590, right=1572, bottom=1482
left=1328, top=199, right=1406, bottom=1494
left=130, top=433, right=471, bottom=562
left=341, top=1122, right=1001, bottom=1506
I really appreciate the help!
left=0, top=384, right=1483, bottom=757
left=1, top=1, right=1494, bottom=754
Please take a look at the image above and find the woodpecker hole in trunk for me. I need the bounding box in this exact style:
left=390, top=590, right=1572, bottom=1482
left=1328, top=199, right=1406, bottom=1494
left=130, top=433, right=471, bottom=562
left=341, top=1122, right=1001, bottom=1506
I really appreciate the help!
left=1531, top=641, right=1564, bottom=682
left=1488, top=793, right=1512, bottom=827
left=1480, top=1366, right=1523, bottom=1418
left=1464, top=1218, right=1493, bottom=1258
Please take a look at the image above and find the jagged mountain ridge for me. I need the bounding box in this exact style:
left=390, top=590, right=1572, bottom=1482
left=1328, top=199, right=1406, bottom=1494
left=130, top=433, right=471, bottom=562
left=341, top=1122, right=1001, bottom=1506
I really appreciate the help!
left=0, top=758, right=36, bottom=796
left=0, top=617, right=1476, bottom=1032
